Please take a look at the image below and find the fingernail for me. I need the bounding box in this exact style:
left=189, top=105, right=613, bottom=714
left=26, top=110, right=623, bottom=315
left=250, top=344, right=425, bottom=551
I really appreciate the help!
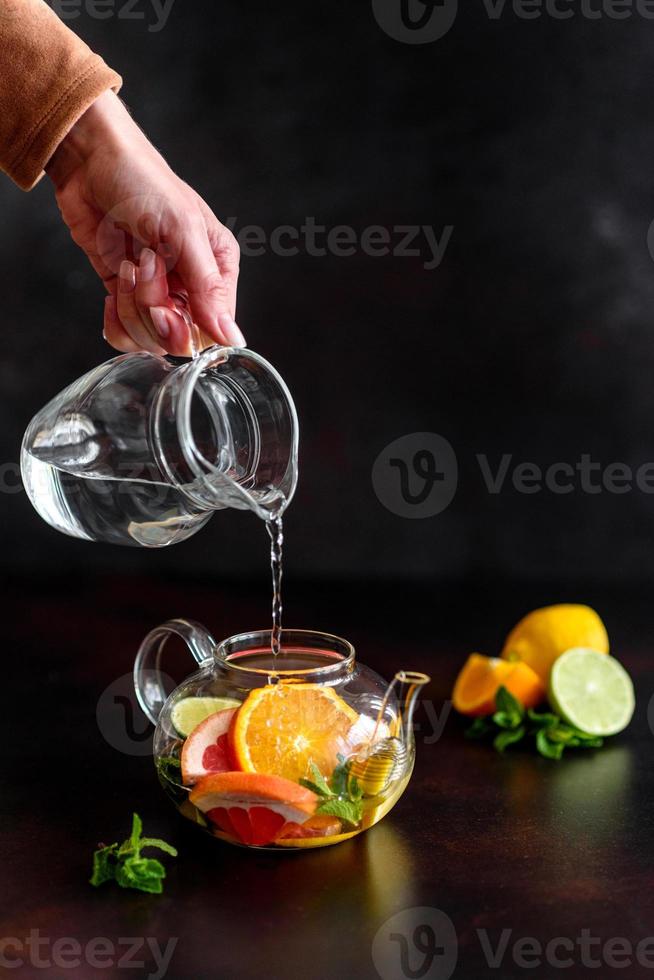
left=138, top=248, right=156, bottom=282
left=218, top=313, right=246, bottom=347
left=119, top=260, right=136, bottom=292
left=150, top=306, right=170, bottom=339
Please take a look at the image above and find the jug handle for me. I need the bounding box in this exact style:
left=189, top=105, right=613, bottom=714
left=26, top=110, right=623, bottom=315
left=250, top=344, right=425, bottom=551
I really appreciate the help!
left=134, top=618, right=216, bottom=726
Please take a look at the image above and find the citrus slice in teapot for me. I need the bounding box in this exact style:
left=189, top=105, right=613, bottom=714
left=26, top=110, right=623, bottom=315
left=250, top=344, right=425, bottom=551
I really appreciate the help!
left=230, top=683, right=359, bottom=782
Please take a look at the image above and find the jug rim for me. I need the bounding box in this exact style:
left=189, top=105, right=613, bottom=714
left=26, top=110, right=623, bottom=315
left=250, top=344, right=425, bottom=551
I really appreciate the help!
left=175, top=344, right=299, bottom=517
left=216, top=627, right=355, bottom=679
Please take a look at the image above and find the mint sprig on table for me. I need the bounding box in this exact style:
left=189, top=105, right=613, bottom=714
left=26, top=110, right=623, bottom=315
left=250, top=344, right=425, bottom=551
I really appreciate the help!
left=300, top=755, right=363, bottom=826
left=90, top=813, right=177, bottom=894
left=465, top=686, right=604, bottom=759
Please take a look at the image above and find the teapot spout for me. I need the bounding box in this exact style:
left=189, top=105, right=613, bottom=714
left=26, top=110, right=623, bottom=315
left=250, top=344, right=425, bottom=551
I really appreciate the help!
left=392, top=670, right=431, bottom=746
left=350, top=669, right=431, bottom=798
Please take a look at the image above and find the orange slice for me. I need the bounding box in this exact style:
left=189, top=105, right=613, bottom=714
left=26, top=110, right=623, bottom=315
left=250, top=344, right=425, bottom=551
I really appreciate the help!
left=230, top=682, right=360, bottom=782
left=452, top=653, right=545, bottom=716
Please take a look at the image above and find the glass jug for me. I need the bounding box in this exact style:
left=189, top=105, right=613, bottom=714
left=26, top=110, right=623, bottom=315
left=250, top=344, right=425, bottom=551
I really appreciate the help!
left=20, top=346, right=298, bottom=547
left=134, top=619, right=431, bottom=850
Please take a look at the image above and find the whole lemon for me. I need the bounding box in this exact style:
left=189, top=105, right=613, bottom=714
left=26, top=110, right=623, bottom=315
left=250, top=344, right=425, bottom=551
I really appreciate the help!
left=501, top=604, right=608, bottom=683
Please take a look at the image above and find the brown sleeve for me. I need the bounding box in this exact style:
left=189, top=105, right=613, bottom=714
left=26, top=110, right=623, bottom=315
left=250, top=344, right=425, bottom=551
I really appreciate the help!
left=0, top=0, right=122, bottom=190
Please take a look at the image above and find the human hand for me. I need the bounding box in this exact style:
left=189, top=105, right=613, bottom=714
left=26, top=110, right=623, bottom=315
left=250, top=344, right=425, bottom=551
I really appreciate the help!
left=46, top=90, right=244, bottom=356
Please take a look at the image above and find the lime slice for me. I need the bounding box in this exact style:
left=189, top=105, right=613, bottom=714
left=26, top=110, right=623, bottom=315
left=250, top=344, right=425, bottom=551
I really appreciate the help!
left=171, top=696, right=240, bottom=737
left=549, top=648, right=635, bottom=737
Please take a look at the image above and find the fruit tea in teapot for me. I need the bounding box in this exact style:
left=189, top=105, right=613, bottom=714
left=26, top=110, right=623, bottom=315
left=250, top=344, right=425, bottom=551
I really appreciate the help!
left=135, top=620, right=430, bottom=849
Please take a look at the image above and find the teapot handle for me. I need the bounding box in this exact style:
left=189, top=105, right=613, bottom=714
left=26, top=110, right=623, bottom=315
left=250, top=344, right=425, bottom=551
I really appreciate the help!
left=134, top=618, right=216, bottom=725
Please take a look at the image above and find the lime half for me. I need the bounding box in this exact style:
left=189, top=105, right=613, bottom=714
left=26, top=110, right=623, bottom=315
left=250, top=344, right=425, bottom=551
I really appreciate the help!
left=549, top=648, right=635, bottom=737
left=171, top=696, right=240, bottom=737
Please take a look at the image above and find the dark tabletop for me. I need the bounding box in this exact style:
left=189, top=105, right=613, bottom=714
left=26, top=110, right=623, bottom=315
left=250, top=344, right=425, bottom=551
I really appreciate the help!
left=2, top=574, right=653, bottom=980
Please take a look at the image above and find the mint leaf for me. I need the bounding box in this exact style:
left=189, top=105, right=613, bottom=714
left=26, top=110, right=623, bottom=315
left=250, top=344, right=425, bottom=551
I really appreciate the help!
left=300, top=763, right=331, bottom=797
left=116, top=856, right=166, bottom=894
left=299, top=778, right=329, bottom=796
left=317, top=797, right=362, bottom=827
left=568, top=728, right=604, bottom=744
left=493, top=686, right=524, bottom=728
left=349, top=776, right=363, bottom=802
left=465, top=717, right=494, bottom=739
left=462, top=687, right=604, bottom=761
left=139, top=837, right=178, bottom=857
left=568, top=734, right=603, bottom=749
left=89, top=844, right=118, bottom=887
left=545, top=726, right=576, bottom=744
left=495, top=685, right=524, bottom=717
left=129, top=812, right=143, bottom=851
left=493, top=726, right=526, bottom=753
left=300, top=758, right=363, bottom=827
left=536, top=728, right=564, bottom=760
left=90, top=814, right=176, bottom=894
left=329, top=755, right=350, bottom=798
left=527, top=709, right=560, bottom=728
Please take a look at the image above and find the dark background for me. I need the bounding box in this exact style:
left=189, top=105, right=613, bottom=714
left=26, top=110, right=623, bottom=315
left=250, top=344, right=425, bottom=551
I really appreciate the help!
left=4, top=8, right=654, bottom=979
left=3, top=0, right=654, bottom=598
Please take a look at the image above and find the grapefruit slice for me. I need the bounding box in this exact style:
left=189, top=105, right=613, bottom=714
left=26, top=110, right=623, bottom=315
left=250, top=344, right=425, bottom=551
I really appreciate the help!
left=189, top=772, right=319, bottom=847
left=180, top=708, right=237, bottom=785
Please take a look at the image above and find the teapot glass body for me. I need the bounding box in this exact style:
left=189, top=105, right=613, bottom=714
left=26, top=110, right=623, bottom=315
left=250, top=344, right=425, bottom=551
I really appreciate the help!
left=134, top=620, right=429, bottom=850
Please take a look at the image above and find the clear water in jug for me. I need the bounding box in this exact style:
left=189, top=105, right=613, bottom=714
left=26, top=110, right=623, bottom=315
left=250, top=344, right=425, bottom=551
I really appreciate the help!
left=21, top=346, right=298, bottom=548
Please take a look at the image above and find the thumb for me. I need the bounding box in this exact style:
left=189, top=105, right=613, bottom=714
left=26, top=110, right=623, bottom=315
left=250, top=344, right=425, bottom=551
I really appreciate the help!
left=175, top=229, right=245, bottom=347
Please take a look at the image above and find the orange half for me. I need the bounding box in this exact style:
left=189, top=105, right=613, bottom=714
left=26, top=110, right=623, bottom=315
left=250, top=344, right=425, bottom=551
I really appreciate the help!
left=452, top=653, right=545, bottom=716
left=230, top=682, right=360, bottom=782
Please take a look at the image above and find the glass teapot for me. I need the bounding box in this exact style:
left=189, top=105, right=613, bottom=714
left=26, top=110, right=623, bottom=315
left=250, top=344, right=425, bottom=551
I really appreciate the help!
left=134, top=619, right=430, bottom=850
left=20, top=346, right=297, bottom=547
